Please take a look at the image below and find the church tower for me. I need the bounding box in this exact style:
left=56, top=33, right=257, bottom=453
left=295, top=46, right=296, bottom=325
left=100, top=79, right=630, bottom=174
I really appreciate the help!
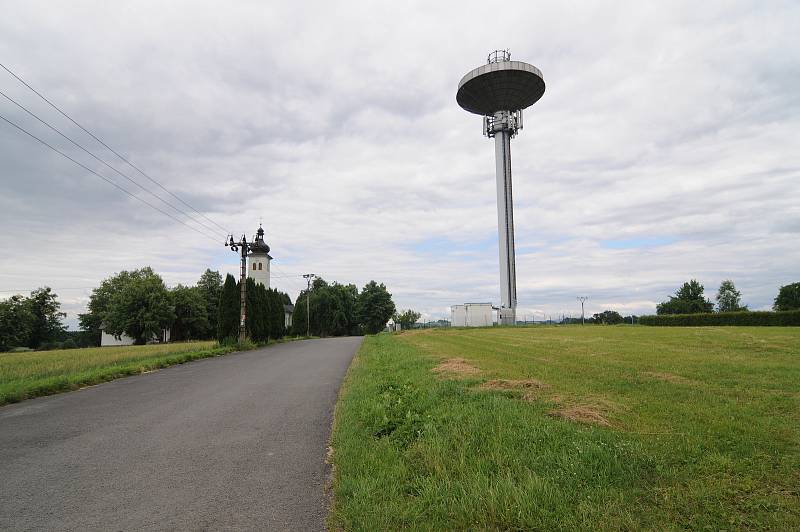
left=247, top=224, right=271, bottom=287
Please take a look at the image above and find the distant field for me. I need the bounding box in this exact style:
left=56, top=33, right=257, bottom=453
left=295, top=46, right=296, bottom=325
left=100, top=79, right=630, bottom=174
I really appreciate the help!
left=330, top=326, right=800, bottom=530
left=0, top=341, right=229, bottom=405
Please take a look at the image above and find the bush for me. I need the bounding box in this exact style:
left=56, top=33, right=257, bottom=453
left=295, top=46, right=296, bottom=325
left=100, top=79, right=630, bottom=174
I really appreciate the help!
left=639, top=310, right=800, bottom=326
left=8, top=346, right=33, bottom=353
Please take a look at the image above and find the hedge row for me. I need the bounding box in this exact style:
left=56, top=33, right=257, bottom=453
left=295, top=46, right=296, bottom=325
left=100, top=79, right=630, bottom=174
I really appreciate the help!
left=639, top=310, right=800, bottom=326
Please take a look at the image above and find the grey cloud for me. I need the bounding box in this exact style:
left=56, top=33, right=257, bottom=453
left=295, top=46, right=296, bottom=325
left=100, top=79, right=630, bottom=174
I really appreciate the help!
left=1, top=0, right=798, bottom=328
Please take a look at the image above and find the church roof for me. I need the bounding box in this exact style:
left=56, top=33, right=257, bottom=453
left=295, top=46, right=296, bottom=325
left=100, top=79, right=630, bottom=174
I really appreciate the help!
left=249, top=225, right=271, bottom=255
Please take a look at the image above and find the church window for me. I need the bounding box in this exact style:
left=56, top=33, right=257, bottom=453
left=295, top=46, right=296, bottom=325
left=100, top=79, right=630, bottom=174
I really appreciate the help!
left=253, top=263, right=257, bottom=270
left=258, top=263, right=263, bottom=270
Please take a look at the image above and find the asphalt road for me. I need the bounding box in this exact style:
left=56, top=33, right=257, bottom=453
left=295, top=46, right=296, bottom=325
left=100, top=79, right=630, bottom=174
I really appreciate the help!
left=0, top=337, right=362, bottom=531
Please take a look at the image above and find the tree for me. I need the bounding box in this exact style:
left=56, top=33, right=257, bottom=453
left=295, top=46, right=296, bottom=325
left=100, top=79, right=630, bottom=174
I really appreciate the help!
left=196, top=269, right=223, bottom=339
left=0, top=294, right=34, bottom=351
left=217, top=274, right=240, bottom=343
left=104, top=269, right=174, bottom=344
left=716, top=280, right=747, bottom=312
left=267, top=288, right=288, bottom=340
left=393, top=309, right=421, bottom=330
left=81, top=268, right=174, bottom=344
left=170, top=285, right=209, bottom=341
left=245, top=278, right=276, bottom=343
left=290, top=278, right=358, bottom=337
left=592, top=310, right=624, bottom=325
left=80, top=269, right=137, bottom=343
left=656, top=279, right=714, bottom=315
left=25, top=287, right=66, bottom=348
left=773, top=282, right=800, bottom=311
left=357, top=281, right=396, bottom=334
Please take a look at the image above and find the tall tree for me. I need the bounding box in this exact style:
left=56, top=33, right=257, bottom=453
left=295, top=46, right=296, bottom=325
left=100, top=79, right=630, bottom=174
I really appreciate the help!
left=25, top=287, right=66, bottom=349
left=0, top=294, right=34, bottom=351
left=716, top=280, right=747, bottom=312
left=102, top=269, right=174, bottom=344
left=170, top=285, right=209, bottom=341
left=773, top=282, right=800, bottom=311
left=196, top=269, right=223, bottom=339
left=80, top=269, right=138, bottom=343
left=267, top=288, right=287, bottom=340
left=217, top=274, right=240, bottom=343
left=290, top=278, right=358, bottom=337
left=656, top=279, right=714, bottom=315
left=357, top=281, right=396, bottom=334
left=81, top=268, right=174, bottom=344
left=246, top=278, right=273, bottom=343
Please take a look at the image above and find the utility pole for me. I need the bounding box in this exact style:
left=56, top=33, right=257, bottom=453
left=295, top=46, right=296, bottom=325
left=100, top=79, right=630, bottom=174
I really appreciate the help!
left=577, top=296, right=588, bottom=325
left=303, top=273, right=316, bottom=337
left=225, top=233, right=257, bottom=344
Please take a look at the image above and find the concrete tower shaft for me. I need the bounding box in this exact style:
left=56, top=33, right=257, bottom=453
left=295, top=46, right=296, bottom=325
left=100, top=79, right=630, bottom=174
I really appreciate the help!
left=493, top=115, right=517, bottom=324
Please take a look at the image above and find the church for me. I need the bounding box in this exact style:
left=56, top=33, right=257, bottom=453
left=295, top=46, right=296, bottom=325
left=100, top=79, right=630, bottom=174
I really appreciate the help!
left=100, top=224, right=293, bottom=346
left=248, top=224, right=294, bottom=330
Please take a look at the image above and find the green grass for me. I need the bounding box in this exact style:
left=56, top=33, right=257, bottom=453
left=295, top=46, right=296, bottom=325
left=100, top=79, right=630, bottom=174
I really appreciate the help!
left=0, top=341, right=234, bottom=405
left=329, top=326, right=800, bottom=530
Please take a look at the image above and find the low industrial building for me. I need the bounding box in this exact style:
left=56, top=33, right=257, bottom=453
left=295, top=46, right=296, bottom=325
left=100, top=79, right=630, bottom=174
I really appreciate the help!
left=451, top=303, right=495, bottom=327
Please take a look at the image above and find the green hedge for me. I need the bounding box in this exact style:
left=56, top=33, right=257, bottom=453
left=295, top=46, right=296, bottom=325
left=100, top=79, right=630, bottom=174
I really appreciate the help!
left=639, top=310, right=800, bottom=326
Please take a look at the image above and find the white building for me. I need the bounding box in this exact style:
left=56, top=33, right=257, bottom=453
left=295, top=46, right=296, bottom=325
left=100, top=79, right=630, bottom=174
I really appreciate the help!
left=451, top=303, right=495, bottom=327
left=248, top=225, right=272, bottom=287
left=101, top=328, right=170, bottom=346
left=284, top=304, right=294, bottom=329
left=247, top=224, right=294, bottom=328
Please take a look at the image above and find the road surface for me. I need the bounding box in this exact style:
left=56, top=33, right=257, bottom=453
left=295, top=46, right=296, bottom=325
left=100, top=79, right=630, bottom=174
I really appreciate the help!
left=0, top=337, right=362, bottom=531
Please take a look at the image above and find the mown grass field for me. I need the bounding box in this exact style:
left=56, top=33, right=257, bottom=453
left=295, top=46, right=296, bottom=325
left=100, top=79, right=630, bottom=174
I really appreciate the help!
left=330, top=326, right=800, bottom=530
left=0, top=341, right=231, bottom=405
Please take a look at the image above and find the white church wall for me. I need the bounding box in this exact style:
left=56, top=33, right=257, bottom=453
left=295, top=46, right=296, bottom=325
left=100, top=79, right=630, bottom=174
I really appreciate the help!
left=247, top=253, right=271, bottom=287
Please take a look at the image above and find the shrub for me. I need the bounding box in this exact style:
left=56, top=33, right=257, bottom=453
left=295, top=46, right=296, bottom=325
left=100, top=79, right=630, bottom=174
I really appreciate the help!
left=639, top=310, right=800, bottom=326
left=62, top=339, right=78, bottom=349
left=8, top=346, right=33, bottom=353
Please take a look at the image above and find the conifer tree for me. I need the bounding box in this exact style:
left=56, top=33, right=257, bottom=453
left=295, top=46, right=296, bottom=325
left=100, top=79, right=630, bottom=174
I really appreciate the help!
left=217, top=274, right=240, bottom=343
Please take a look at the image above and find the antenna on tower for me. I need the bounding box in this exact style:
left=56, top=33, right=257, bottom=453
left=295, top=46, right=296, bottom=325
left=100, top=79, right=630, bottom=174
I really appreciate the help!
left=456, top=51, right=546, bottom=325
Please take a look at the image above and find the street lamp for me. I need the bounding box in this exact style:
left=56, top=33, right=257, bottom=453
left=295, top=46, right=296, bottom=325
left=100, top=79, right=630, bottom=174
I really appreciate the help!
left=302, top=273, right=316, bottom=337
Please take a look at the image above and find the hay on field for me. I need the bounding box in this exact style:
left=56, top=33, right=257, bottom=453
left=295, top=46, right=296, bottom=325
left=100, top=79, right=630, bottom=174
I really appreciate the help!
left=432, top=358, right=480, bottom=377
left=476, top=379, right=549, bottom=402
left=549, top=405, right=611, bottom=427
left=641, top=371, right=694, bottom=385
left=479, top=379, right=548, bottom=391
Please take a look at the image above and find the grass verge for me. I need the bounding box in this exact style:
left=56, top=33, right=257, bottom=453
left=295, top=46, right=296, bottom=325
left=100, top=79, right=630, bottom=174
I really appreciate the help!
left=329, top=326, right=800, bottom=530
left=0, top=337, right=314, bottom=406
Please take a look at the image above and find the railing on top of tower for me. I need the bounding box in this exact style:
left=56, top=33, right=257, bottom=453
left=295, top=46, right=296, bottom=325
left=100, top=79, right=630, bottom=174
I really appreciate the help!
left=487, top=49, right=511, bottom=64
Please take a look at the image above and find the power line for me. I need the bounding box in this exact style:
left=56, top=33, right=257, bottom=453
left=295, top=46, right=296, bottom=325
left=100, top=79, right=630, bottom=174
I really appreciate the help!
left=0, top=112, right=221, bottom=245
left=0, top=89, right=224, bottom=241
left=0, top=61, right=231, bottom=235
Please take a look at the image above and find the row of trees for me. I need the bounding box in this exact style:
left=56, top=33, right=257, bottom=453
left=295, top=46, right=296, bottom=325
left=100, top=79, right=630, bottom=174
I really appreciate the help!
left=656, top=280, right=800, bottom=315
left=2, top=269, right=396, bottom=350
left=79, top=267, right=227, bottom=345
left=287, top=278, right=396, bottom=337
left=216, top=276, right=291, bottom=343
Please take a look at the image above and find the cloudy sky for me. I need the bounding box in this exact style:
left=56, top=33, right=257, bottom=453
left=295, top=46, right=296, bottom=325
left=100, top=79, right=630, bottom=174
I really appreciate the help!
left=1, top=1, right=798, bottom=328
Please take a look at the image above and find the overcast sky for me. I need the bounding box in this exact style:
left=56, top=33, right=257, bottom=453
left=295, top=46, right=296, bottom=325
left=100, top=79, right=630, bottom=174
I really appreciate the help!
left=1, top=1, right=798, bottom=328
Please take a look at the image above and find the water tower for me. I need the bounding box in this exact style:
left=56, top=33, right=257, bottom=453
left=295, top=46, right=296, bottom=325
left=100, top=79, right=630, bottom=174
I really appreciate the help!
left=456, top=50, right=546, bottom=325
